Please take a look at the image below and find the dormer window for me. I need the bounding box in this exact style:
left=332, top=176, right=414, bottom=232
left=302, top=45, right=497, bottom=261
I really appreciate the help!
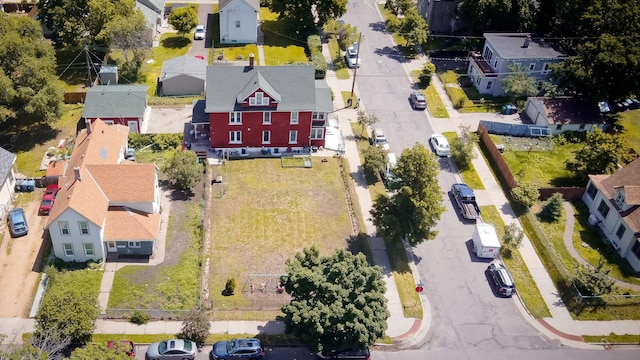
left=249, top=92, right=269, bottom=106
left=615, top=191, right=625, bottom=208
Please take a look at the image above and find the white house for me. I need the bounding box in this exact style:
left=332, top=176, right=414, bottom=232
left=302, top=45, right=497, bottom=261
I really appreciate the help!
left=47, top=120, right=161, bottom=263
left=582, top=158, right=640, bottom=272
left=524, top=97, right=607, bottom=135
left=467, top=33, right=568, bottom=97
left=0, top=147, right=17, bottom=219
left=219, top=0, right=259, bottom=44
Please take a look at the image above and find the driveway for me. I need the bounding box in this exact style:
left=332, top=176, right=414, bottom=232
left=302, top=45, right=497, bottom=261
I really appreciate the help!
left=189, top=3, right=213, bottom=59
left=144, top=106, right=193, bottom=134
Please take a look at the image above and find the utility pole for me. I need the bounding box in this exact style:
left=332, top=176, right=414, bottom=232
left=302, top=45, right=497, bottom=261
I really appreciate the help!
left=350, top=32, right=362, bottom=100
left=84, top=44, right=93, bottom=87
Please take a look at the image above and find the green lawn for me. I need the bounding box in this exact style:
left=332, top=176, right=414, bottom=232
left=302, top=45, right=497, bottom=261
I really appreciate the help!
left=207, top=159, right=354, bottom=319
left=500, top=141, right=582, bottom=187
left=328, top=37, right=350, bottom=80
left=259, top=8, right=308, bottom=65
left=480, top=206, right=551, bottom=318
left=438, top=71, right=503, bottom=113
left=618, top=110, right=640, bottom=153
left=441, top=132, right=485, bottom=190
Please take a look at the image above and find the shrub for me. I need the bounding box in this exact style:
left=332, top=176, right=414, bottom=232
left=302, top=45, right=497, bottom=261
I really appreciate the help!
left=179, top=310, right=210, bottom=346
left=224, top=278, right=236, bottom=295
left=511, top=182, right=540, bottom=208
left=307, top=35, right=322, bottom=54
left=540, top=193, right=564, bottom=222
left=152, top=133, right=183, bottom=151
left=311, top=52, right=327, bottom=79
left=129, top=310, right=151, bottom=325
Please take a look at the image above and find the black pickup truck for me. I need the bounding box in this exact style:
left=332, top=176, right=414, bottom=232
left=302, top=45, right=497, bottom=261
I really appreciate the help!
left=450, top=183, right=481, bottom=220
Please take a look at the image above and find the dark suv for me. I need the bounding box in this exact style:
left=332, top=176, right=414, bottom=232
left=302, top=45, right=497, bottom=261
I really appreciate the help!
left=487, top=263, right=516, bottom=297
left=317, top=348, right=370, bottom=360
left=210, top=338, right=264, bottom=360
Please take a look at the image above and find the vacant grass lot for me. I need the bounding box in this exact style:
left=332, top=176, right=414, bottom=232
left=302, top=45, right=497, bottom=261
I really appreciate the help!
left=500, top=141, right=582, bottom=187
left=259, top=8, right=308, bottom=65
left=441, top=132, right=484, bottom=190
left=480, top=206, right=550, bottom=318
left=618, top=110, right=640, bottom=153
left=207, top=159, right=353, bottom=319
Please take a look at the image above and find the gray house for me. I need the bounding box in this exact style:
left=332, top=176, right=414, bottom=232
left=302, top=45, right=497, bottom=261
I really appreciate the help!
left=0, top=147, right=17, bottom=219
left=417, top=0, right=461, bottom=34
left=136, top=0, right=165, bottom=33
left=467, top=33, right=567, bottom=96
left=159, top=55, right=207, bottom=96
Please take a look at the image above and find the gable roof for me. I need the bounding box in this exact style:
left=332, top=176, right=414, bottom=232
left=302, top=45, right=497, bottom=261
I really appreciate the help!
left=315, top=80, right=333, bottom=113
left=590, top=157, right=640, bottom=233
left=236, top=71, right=281, bottom=103
left=83, top=85, right=149, bottom=119
left=205, top=65, right=318, bottom=112
left=160, top=55, right=207, bottom=82
left=219, top=0, right=259, bottom=11
left=528, top=97, right=605, bottom=125
left=484, top=33, right=567, bottom=60
left=0, top=147, right=16, bottom=185
left=104, top=207, right=160, bottom=241
left=86, top=164, right=156, bottom=203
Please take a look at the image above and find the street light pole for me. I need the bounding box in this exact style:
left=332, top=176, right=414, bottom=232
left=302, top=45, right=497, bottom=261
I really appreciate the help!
left=349, top=32, right=362, bottom=100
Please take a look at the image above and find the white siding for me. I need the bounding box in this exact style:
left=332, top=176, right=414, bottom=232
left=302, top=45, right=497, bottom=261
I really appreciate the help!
left=50, top=209, right=105, bottom=262
left=220, top=0, right=258, bottom=44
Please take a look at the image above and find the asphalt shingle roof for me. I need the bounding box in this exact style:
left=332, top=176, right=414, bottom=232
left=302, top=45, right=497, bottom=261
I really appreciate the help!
left=0, top=147, right=16, bottom=185
left=484, top=33, right=567, bottom=60
left=82, top=85, right=149, bottom=119
left=590, top=158, right=640, bottom=233
left=160, top=55, right=207, bottom=82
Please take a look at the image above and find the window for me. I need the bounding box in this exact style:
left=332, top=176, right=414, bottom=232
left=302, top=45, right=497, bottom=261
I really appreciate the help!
left=63, top=243, right=74, bottom=256
left=542, top=63, right=551, bottom=74
left=263, top=112, right=271, bottom=124
left=528, top=63, right=535, bottom=71
left=230, top=131, right=241, bottom=144
left=83, top=243, right=94, bottom=256
left=486, top=81, right=493, bottom=90
left=597, top=200, right=610, bottom=218
left=230, top=112, right=241, bottom=124
left=262, top=131, right=270, bottom=144
left=128, top=241, right=141, bottom=248
left=616, top=224, right=627, bottom=240
left=537, top=81, right=544, bottom=91
left=290, top=112, right=298, bottom=124
left=312, top=112, right=325, bottom=120
left=310, top=128, right=324, bottom=140
left=483, top=47, right=493, bottom=61
left=556, top=124, right=563, bottom=131
left=633, top=241, right=640, bottom=260
left=615, top=191, right=625, bottom=208
left=289, top=130, right=298, bottom=144
left=59, top=221, right=70, bottom=236
left=235, top=20, right=240, bottom=28
left=493, top=60, right=497, bottom=68
left=586, top=183, right=597, bottom=199
left=103, top=120, right=115, bottom=125
left=579, top=124, right=586, bottom=130
left=250, top=92, right=269, bottom=106
left=79, top=221, right=89, bottom=235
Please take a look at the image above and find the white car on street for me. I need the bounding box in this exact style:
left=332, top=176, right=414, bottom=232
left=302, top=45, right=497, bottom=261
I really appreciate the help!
left=430, top=134, right=450, bottom=157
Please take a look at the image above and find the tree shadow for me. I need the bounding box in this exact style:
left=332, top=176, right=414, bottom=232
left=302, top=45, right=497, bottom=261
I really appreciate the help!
left=0, top=116, right=61, bottom=153
left=161, top=36, right=191, bottom=49
left=372, top=46, right=410, bottom=63
left=368, top=21, right=387, bottom=33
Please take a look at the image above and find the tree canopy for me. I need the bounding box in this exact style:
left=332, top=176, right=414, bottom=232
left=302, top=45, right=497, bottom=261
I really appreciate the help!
left=269, top=0, right=348, bottom=36
left=370, top=143, right=445, bottom=246
left=168, top=6, right=199, bottom=37
left=0, top=13, right=63, bottom=124
left=164, top=150, right=203, bottom=190
left=281, top=246, right=389, bottom=353
left=69, top=343, right=132, bottom=360
left=500, top=63, right=539, bottom=102
left=459, top=0, right=535, bottom=34
left=567, top=127, right=635, bottom=181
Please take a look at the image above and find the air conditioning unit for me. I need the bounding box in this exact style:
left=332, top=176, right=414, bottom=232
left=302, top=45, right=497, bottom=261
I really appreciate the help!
left=588, top=215, right=599, bottom=226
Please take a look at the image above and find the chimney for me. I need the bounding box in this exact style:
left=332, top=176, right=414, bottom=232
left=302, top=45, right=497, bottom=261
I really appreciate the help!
left=522, top=34, right=531, bottom=48
left=249, top=53, right=254, bottom=69
left=86, top=119, right=92, bottom=134
left=73, top=167, right=82, bottom=181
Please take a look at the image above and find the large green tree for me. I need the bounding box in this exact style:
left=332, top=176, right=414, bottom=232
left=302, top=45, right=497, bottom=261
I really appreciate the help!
left=370, top=143, right=445, bottom=246
left=400, top=9, right=429, bottom=48
left=269, top=0, right=348, bottom=36
left=500, top=62, right=538, bottom=102
left=567, top=127, right=635, bottom=180
left=164, top=150, right=203, bottom=190
left=459, top=0, right=535, bottom=34
left=0, top=13, right=63, bottom=124
left=168, top=6, right=198, bottom=37
left=280, top=246, right=389, bottom=353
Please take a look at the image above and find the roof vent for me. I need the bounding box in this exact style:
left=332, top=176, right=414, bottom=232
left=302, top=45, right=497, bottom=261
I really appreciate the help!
left=73, top=167, right=82, bottom=181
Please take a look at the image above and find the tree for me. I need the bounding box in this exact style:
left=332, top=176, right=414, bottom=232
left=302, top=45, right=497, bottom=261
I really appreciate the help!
left=500, top=63, right=538, bottom=102
left=362, top=146, right=388, bottom=180
left=269, top=0, right=348, bottom=36
left=69, top=343, right=132, bottom=360
left=510, top=182, right=539, bottom=208
left=36, top=0, right=91, bottom=47
left=384, top=0, right=414, bottom=16
left=400, top=9, right=429, bottom=48
left=0, top=13, right=64, bottom=125
left=418, top=62, right=436, bottom=87
left=356, top=110, right=378, bottom=131
left=370, top=143, right=445, bottom=246
left=337, top=24, right=359, bottom=51
left=567, top=128, right=634, bottom=181
left=168, top=6, right=198, bottom=37
left=459, top=0, right=535, bottom=34
left=573, top=259, right=615, bottom=297
left=449, top=125, right=478, bottom=170
left=280, top=246, right=389, bottom=353
left=35, top=268, right=100, bottom=344
left=179, top=310, right=210, bottom=346
left=540, top=192, right=564, bottom=222
left=165, top=150, right=202, bottom=190
left=501, top=223, right=524, bottom=258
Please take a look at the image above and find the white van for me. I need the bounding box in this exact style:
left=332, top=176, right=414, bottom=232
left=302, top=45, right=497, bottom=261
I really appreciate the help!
left=384, top=152, right=398, bottom=185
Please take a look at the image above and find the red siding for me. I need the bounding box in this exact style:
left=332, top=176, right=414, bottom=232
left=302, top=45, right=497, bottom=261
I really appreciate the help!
left=209, top=111, right=315, bottom=148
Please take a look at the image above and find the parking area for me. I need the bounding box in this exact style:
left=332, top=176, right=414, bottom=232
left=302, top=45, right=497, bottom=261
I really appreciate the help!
left=143, top=105, right=193, bottom=134
left=133, top=344, right=316, bottom=360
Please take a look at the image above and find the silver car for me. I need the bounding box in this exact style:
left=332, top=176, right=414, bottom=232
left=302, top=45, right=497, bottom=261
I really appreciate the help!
left=146, top=339, right=196, bottom=360
left=7, top=208, right=28, bottom=238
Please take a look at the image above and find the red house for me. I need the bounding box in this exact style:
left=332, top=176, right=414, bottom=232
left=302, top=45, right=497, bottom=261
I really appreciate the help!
left=82, top=85, right=149, bottom=133
left=202, top=58, right=333, bottom=156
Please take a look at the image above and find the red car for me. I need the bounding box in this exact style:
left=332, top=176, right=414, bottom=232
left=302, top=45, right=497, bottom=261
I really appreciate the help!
left=107, top=340, right=135, bottom=357
left=45, top=184, right=60, bottom=196
left=39, top=185, right=60, bottom=215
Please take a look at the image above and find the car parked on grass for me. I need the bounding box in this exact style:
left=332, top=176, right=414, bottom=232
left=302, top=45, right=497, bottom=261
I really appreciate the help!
left=408, top=91, right=427, bottom=110
left=487, top=262, right=516, bottom=297
left=146, top=339, right=196, bottom=360
left=210, top=338, right=264, bottom=360
left=370, top=128, right=390, bottom=150
left=108, top=340, right=136, bottom=357
left=194, top=25, right=206, bottom=40
left=316, top=348, right=371, bottom=360
left=7, top=208, right=28, bottom=238
left=429, top=133, right=450, bottom=156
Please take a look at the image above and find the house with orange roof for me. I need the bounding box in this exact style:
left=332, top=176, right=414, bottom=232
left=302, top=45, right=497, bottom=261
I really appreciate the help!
left=46, top=119, right=161, bottom=262
left=582, top=158, right=640, bottom=272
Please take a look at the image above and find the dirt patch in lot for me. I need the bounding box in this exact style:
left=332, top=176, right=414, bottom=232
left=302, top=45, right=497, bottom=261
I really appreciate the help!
left=0, top=192, right=49, bottom=317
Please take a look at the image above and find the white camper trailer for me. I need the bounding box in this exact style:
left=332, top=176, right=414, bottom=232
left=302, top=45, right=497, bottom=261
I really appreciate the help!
left=472, top=223, right=501, bottom=259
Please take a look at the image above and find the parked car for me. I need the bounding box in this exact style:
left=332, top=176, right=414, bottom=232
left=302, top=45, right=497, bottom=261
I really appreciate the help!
left=194, top=25, right=206, bottom=40
left=344, top=43, right=360, bottom=68
left=316, top=348, right=371, bottom=360
left=107, top=340, right=136, bottom=357
left=429, top=134, right=450, bottom=156
left=370, top=128, right=390, bottom=150
left=450, top=183, right=481, bottom=220
left=7, top=208, right=28, bottom=238
left=45, top=184, right=60, bottom=197
left=408, top=91, right=427, bottom=110
left=145, top=339, right=196, bottom=360
left=39, top=193, right=55, bottom=215
left=210, top=338, right=264, bottom=360
left=487, top=262, right=516, bottom=297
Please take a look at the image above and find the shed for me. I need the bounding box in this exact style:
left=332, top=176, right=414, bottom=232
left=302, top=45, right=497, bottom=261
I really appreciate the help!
left=524, top=97, right=607, bottom=135
left=159, top=55, right=207, bottom=96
